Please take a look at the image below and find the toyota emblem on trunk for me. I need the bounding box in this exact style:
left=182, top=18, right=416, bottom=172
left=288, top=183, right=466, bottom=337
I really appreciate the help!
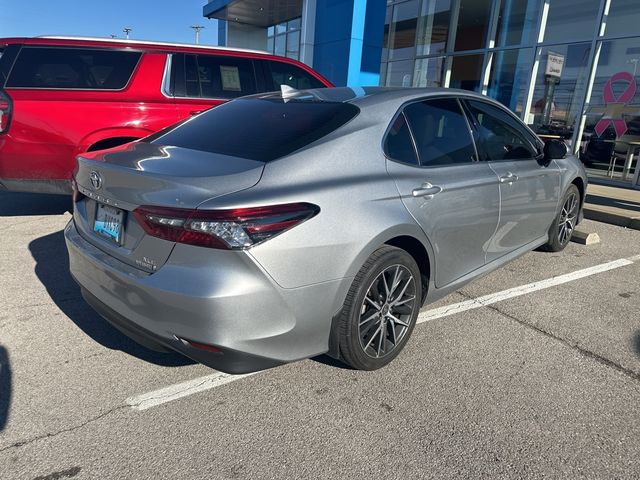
left=89, top=171, right=102, bottom=190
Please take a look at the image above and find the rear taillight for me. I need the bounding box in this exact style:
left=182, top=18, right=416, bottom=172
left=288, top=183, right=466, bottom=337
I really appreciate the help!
left=133, top=203, right=319, bottom=249
left=0, top=90, right=12, bottom=133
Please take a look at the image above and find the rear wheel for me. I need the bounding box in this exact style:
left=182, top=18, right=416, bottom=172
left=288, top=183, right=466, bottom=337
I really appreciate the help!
left=541, top=184, right=580, bottom=252
left=337, top=246, right=421, bottom=370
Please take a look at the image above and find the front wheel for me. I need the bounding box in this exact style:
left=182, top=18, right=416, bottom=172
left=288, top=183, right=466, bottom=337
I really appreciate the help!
left=540, top=184, right=580, bottom=252
left=337, top=246, right=421, bottom=370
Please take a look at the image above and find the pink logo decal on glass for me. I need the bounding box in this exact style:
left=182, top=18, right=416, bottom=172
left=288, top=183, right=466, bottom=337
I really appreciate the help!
left=594, top=72, right=637, bottom=138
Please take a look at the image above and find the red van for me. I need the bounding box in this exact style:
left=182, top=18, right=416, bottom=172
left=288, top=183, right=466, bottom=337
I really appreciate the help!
left=0, top=36, right=333, bottom=194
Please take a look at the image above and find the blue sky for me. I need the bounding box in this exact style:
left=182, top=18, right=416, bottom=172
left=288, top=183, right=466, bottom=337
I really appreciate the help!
left=1, top=0, right=219, bottom=45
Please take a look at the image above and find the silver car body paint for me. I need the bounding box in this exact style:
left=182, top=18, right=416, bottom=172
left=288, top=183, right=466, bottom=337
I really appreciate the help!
left=65, top=87, right=588, bottom=373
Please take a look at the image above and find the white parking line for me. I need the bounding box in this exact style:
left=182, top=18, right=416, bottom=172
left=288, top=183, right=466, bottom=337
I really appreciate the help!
left=128, top=254, right=637, bottom=411
left=126, top=372, right=257, bottom=411
left=417, top=257, right=634, bottom=324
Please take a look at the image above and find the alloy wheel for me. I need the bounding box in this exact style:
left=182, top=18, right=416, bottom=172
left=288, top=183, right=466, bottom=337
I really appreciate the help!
left=358, top=264, right=417, bottom=359
left=558, top=192, right=579, bottom=245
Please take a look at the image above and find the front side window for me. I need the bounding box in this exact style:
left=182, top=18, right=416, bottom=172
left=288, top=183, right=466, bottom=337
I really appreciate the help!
left=265, top=61, right=325, bottom=90
left=465, top=100, right=538, bottom=161
left=6, top=47, right=141, bottom=89
left=403, top=98, right=477, bottom=166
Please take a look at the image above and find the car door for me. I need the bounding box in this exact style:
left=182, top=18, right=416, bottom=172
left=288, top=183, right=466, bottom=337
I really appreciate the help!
left=385, top=97, right=501, bottom=288
left=462, top=99, right=562, bottom=261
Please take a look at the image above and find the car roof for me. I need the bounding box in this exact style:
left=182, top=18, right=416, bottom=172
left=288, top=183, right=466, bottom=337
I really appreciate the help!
left=0, top=35, right=273, bottom=56
left=250, top=86, right=503, bottom=111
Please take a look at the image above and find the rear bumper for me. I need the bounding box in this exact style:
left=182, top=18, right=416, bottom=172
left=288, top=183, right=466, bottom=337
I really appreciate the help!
left=79, top=287, right=284, bottom=373
left=64, top=219, right=348, bottom=373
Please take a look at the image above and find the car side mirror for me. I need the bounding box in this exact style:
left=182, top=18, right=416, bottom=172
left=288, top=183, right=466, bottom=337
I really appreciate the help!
left=543, top=139, right=568, bottom=161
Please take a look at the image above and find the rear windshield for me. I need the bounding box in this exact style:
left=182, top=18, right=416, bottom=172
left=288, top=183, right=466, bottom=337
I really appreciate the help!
left=6, top=47, right=141, bottom=90
left=147, top=97, right=359, bottom=162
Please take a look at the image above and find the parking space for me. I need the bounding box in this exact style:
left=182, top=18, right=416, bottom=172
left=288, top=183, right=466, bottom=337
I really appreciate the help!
left=1, top=190, right=640, bottom=479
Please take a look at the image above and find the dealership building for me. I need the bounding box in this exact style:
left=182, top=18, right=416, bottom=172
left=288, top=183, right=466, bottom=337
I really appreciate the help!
left=204, top=0, right=640, bottom=187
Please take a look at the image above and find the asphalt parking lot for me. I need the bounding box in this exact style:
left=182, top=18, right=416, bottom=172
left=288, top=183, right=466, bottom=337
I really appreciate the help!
left=1, top=190, right=639, bottom=479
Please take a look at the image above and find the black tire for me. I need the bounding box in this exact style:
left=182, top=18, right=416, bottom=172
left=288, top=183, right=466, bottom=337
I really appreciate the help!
left=338, top=245, right=421, bottom=370
left=540, top=184, right=580, bottom=252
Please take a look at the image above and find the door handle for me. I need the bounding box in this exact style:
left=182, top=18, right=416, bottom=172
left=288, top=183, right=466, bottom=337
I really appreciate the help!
left=499, top=172, right=519, bottom=184
left=412, top=182, right=443, bottom=198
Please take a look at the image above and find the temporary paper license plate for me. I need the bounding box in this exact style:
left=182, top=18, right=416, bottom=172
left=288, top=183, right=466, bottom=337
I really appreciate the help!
left=94, top=203, right=124, bottom=243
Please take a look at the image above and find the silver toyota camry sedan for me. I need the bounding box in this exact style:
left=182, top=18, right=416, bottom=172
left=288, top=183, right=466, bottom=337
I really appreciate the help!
left=65, top=87, right=587, bottom=373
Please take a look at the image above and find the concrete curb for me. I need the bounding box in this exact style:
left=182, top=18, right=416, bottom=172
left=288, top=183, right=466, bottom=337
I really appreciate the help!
left=583, top=207, right=640, bottom=231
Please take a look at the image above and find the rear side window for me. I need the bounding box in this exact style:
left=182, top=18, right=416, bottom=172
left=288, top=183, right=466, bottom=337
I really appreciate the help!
left=183, top=54, right=257, bottom=99
left=403, top=98, right=477, bottom=167
left=0, top=45, right=21, bottom=86
left=264, top=60, right=325, bottom=90
left=384, top=113, right=419, bottom=165
left=148, top=97, right=359, bottom=162
left=464, top=100, right=538, bottom=161
left=6, top=47, right=141, bottom=90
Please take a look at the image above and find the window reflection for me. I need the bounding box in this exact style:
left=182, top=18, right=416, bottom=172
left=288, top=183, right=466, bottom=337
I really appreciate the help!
left=527, top=43, right=591, bottom=146
left=387, top=0, right=419, bottom=61
left=450, top=54, right=484, bottom=91
left=488, top=48, right=534, bottom=114
left=605, top=0, right=640, bottom=38
left=413, top=57, right=445, bottom=87
left=543, top=0, right=600, bottom=43
left=495, top=0, right=540, bottom=47
left=581, top=37, right=640, bottom=182
left=416, top=0, right=451, bottom=56
left=454, top=0, right=492, bottom=51
left=386, top=60, right=415, bottom=87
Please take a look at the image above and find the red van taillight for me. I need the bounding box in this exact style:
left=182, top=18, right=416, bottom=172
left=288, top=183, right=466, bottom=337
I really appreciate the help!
left=133, top=203, right=319, bottom=250
left=0, top=90, right=12, bottom=133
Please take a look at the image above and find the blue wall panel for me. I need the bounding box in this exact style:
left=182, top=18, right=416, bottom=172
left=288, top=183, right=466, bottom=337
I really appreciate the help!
left=312, top=0, right=385, bottom=87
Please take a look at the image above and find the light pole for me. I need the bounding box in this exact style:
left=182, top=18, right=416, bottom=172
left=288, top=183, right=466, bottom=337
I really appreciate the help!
left=190, top=25, right=205, bottom=44
left=123, top=27, right=132, bottom=39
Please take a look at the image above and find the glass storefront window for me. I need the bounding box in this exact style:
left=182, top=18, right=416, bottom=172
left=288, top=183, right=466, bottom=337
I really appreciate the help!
left=288, top=18, right=301, bottom=31
left=386, top=60, right=415, bottom=87
left=487, top=48, right=534, bottom=115
left=266, top=17, right=301, bottom=59
left=387, top=0, right=419, bottom=61
left=581, top=37, right=640, bottom=181
left=286, top=31, right=300, bottom=60
left=526, top=43, right=591, bottom=145
left=543, top=0, right=600, bottom=44
left=413, top=57, right=445, bottom=87
left=274, top=35, right=286, bottom=57
left=416, top=0, right=451, bottom=56
left=454, top=0, right=492, bottom=51
left=604, top=0, right=640, bottom=38
left=495, top=0, right=540, bottom=47
left=449, top=54, right=484, bottom=91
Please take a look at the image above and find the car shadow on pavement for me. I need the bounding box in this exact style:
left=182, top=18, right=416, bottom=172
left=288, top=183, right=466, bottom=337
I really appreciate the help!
left=0, top=190, right=72, bottom=216
left=311, top=354, right=354, bottom=370
left=29, top=230, right=194, bottom=367
left=634, top=331, right=640, bottom=359
left=0, top=346, right=11, bottom=431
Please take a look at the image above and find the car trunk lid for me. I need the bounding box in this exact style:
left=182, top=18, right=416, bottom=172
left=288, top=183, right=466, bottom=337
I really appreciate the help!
left=73, top=142, right=264, bottom=273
